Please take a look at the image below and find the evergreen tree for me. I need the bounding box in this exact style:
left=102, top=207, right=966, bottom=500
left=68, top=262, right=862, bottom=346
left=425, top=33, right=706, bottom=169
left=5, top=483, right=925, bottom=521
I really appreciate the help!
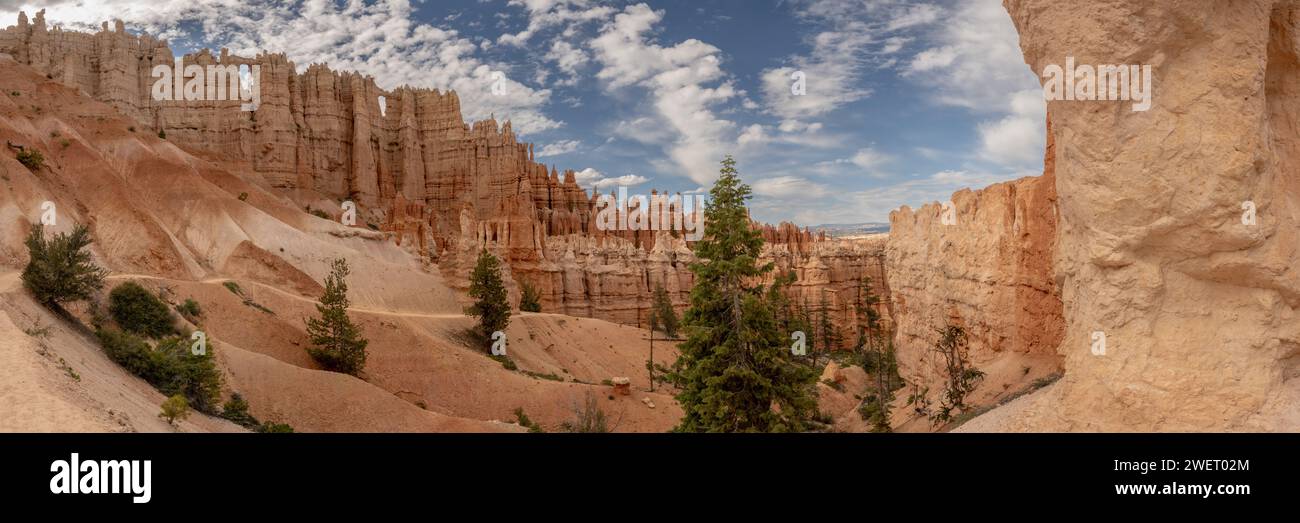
left=855, top=276, right=900, bottom=432
left=670, top=156, right=817, bottom=432
left=818, top=291, right=841, bottom=353
left=21, top=223, right=107, bottom=309
left=467, top=249, right=511, bottom=350
left=305, top=258, right=368, bottom=376
left=650, top=283, right=678, bottom=338
left=519, top=281, right=542, bottom=312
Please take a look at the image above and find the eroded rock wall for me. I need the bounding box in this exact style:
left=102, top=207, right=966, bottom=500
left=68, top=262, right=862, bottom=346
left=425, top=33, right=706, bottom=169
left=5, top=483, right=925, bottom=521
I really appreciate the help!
left=886, top=125, right=1064, bottom=427
left=0, top=11, right=892, bottom=332
left=984, top=0, right=1300, bottom=431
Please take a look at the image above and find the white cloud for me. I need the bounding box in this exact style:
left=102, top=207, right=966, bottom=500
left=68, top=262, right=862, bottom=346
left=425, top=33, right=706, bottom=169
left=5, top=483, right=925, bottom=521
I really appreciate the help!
left=906, top=45, right=957, bottom=72
left=903, top=0, right=1046, bottom=169
left=573, top=167, right=650, bottom=191
left=536, top=139, right=581, bottom=157
left=850, top=147, right=890, bottom=170
left=759, top=1, right=943, bottom=119
left=753, top=176, right=829, bottom=198
left=497, top=0, right=613, bottom=47
left=977, top=89, right=1046, bottom=167
left=902, top=0, right=1038, bottom=111
left=591, top=3, right=737, bottom=185
left=3, top=1, right=561, bottom=133
left=544, top=39, right=588, bottom=85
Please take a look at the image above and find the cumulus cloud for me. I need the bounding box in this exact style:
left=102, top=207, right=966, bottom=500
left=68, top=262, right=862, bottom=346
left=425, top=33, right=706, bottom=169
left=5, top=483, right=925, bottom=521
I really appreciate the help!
left=903, top=0, right=1045, bottom=168
left=536, top=139, right=582, bottom=157
left=902, top=0, right=1039, bottom=111
left=591, top=3, right=737, bottom=185
left=573, top=167, right=650, bottom=191
left=977, top=89, right=1046, bottom=167
left=497, top=0, right=613, bottom=47
left=1, top=0, right=562, bottom=133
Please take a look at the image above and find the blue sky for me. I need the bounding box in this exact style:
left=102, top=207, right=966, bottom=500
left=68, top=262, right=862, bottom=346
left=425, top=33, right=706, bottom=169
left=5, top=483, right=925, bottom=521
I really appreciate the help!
left=3, top=0, right=1047, bottom=225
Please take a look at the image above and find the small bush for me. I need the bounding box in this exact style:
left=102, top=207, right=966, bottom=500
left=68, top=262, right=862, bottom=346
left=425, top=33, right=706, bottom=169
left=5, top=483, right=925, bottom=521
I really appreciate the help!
left=256, top=421, right=294, bottom=433
left=159, top=394, right=189, bottom=426
left=519, top=281, right=541, bottom=312
left=221, top=393, right=260, bottom=429
left=59, top=139, right=70, bottom=149
left=127, top=126, right=135, bottom=132
left=490, top=354, right=517, bottom=371
left=16, top=149, right=43, bottom=170
left=513, top=407, right=544, bottom=433
left=237, top=192, right=249, bottom=202
left=223, top=281, right=242, bottom=295
left=153, top=336, right=222, bottom=414
left=560, top=392, right=612, bottom=433
left=96, top=328, right=221, bottom=414
left=176, top=298, right=202, bottom=319
left=157, top=129, right=166, bottom=139
left=108, top=282, right=176, bottom=338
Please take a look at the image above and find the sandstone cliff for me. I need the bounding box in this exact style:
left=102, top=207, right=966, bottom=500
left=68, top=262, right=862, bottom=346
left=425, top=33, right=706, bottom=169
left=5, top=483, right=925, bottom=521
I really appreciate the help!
left=886, top=122, right=1063, bottom=430
left=0, top=10, right=889, bottom=333
left=960, top=0, right=1299, bottom=431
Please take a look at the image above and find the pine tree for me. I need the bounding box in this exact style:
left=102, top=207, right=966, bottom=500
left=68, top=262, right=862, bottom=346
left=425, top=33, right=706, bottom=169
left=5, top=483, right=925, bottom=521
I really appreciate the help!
left=519, top=280, right=542, bottom=312
left=818, top=291, right=841, bottom=353
left=305, top=258, right=368, bottom=376
left=21, top=223, right=107, bottom=309
left=855, top=276, right=899, bottom=432
left=670, top=156, right=818, bottom=432
left=467, top=249, right=511, bottom=350
left=650, top=283, right=678, bottom=338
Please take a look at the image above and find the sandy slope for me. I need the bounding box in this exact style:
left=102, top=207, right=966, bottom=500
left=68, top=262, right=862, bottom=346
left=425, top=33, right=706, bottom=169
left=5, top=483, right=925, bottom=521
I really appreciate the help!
left=0, top=55, right=683, bottom=433
left=0, top=272, right=242, bottom=432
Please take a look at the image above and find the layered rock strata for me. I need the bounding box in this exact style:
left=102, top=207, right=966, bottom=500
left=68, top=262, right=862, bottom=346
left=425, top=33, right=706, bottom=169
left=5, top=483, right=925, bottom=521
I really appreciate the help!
left=0, top=11, right=891, bottom=331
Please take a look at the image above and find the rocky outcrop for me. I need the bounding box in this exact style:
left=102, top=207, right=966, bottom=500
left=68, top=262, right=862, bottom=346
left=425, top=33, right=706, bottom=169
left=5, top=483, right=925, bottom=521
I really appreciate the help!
left=964, top=0, right=1298, bottom=431
left=0, top=11, right=890, bottom=332
left=886, top=123, right=1063, bottom=428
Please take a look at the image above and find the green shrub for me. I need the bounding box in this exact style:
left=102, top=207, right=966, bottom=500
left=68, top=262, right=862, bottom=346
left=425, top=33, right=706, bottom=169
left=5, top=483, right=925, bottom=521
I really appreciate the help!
left=96, top=327, right=158, bottom=379
left=490, top=354, right=517, bottom=371
left=237, top=192, right=249, bottom=202
left=176, top=298, right=202, bottom=319
left=513, top=407, right=544, bottom=433
left=221, top=393, right=260, bottom=429
left=108, top=282, right=176, bottom=338
left=153, top=336, right=222, bottom=414
left=159, top=394, right=189, bottom=426
left=21, top=224, right=107, bottom=308
left=157, top=129, right=166, bottom=139
left=223, top=281, right=242, bottom=295
left=256, top=421, right=294, bottom=433
left=519, top=281, right=542, bottom=312
left=96, top=328, right=221, bottom=414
